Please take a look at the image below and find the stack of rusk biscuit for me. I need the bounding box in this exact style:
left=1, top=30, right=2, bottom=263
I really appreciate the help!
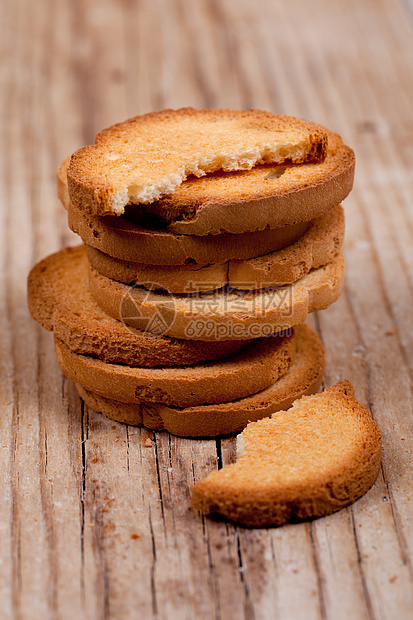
left=28, top=109, right=383, bottom=526
left=28, top=109, right=355, bottom=439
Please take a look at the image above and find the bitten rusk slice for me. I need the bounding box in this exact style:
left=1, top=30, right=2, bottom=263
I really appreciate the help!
left=126, top=131, right=354, bottom=236
left=88, top=252, right=345, bottom=341
left=27, top=246, right=249, bottom=366
left=191, top=381, right=381, bottom=525
left=54, top=329, right=295, bottom=408
left=67, top=108, right=328, bottom=216
left=59, top=128, right=353, bottom=251
left=76, top=324, right=325, bottom=437
left=85, top=205, right=344, bottom=292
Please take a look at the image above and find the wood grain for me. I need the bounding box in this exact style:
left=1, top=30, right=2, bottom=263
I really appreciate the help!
left=1, top=0, right=413, bottom=617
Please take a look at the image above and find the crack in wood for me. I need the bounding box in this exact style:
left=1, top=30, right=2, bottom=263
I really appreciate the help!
left=350, top=508, right=377, bottom=620
left=269, top=536, right=280, bottom=618
left=380, top=463, right=413, bottom=579
left=11, top=442, right=21, bottom=620
left=126, top=426, right=131, bottom=474
left=10, top=388, right=21, bottom=619
left=215, top=438, right=223, bottom=470
left=204, top=517, right=222, bottom=620
left=38, top=417, right=59, bottom=617
left=309, top=523, right=328, bottom=620
left=148, top=507, right=159, bottom=620
left=89, top=482, right=111, bottom=620
left=235, top=528, right=256, bottom=620
left=137, top=428, right=147, bottom=509
left=153, top=434, right=166, bottom=529
left=80, top=399, right=87, bottom=607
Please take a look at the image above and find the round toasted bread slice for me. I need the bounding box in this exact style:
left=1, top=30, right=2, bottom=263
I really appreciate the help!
left=67, top=200, right=310, bottom=265
left=60, top=130, right=352, bottom=260
left=27, top=246, right=250, bottom=366
left=67, top=108, right=328, bottom=216
left=191, top=380, right=381, bottom=525
left=85, top=244, right=229, bottom=293
left=54, top=329, right=295, bottom=408
left=88, top=252, right=345, bottom=341
left=85, top=205, right=344, bottom=292
left=75, top=324, right=325, bottom=436
left=127, top=131, right=354, bottom=235
left=229, top=205, right=344, bottom=289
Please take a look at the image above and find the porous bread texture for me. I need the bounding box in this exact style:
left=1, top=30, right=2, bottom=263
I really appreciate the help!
left=190, top=381, right=382, bottom=526
left=27, top=245, right=249, bottom=366
left=68, top=200, right=309, bottom=265
left=85, top=205, right=344, bottom=292
left=54, top=329, right=295, bottom=408
left=67, top=108, right=328, bottom=216
left=60, top=129, right=354, bottom=238
left=75, top=324, right=325, bottom=436
left=87, top=252, right=345, bottom=341
left=126, top=131, right=354, bottom=235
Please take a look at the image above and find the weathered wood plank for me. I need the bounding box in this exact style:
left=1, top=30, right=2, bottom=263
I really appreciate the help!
left=1, top=0, right=413, bottom=618
left=5, top=0, right=53, bottom=615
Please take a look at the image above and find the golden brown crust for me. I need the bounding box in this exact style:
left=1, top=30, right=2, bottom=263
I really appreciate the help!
left=190, top=381, right=381, bottom=525
left=85, top=205, right=344, bottom=292
left=67, top=108, right=329, bottom=216
left=85, top=244, right=229, bottom=293
left=54, top=330, right=295, bottom=408
left=75, top=324, right=325, bottom=436
left=133, top=131, right=354, bottom=235
left=67, top=201, right=310, bottom=265
left=27, top=246, right=250, bottom=366
left=229, top=205, right=344, bottom=288
left=60, top=129, right=354, bottom=241
left=88, top=252, right=345, bottom=341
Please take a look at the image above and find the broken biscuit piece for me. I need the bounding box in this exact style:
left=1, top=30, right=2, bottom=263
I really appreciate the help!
left=191, top=381, right=381, bottom=526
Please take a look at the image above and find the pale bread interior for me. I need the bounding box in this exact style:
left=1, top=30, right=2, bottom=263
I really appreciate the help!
left=68, top=109, right=327, bottom=215
left=235, top=381, right=372, bottom=477
left=191, top=381, right=382, bottom=526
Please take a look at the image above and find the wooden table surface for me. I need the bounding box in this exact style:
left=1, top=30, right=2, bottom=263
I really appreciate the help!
left=1, top=0, right=413, bottom=618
